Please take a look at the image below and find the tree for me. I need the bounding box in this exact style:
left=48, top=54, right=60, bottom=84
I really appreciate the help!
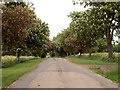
left=96, top=38, right=107, bottom=52
left=64, top=28, right=79, bottom=55
left=74, top=1, right=120, bottom=59
left=2, top=2, right=35, bottom=55
left=25, top=18, right=50, bottom=57
left=52, top=27, right=81, bottom=57
left=53, top=10, right=102, bottom=57
left=5, top=2, right=27, bottom=8
left=2, top=2, right=51, bottom=58
left=114, top=43, right=120, bottom=52
left=69, top=10, right=103, bottom=56
left=52, top=32, right=67, bottom=57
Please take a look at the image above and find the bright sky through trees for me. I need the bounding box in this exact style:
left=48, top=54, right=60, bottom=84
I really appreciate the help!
left=28, top=0, right=118, bottom=42
left=28, top=0, right=88, bottom=39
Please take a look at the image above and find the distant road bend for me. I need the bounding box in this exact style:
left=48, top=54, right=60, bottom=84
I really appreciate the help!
left=9, top=58, right=118, bottom=88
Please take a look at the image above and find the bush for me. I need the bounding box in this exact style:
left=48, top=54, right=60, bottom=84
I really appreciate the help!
left=50, top=51, right=55, bottom=57
left=41, top=53, right=46, bottom=58
left=2, top=58, right=27, bottom=68
left=2, top=55, right=16, bottom=68
left=39, top=51, right=46, bottom=58
left=2, top=56, right=38, bottom=68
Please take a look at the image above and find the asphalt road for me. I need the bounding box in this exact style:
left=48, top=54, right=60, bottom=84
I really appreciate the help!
left=9, top=58, right=118, bottom=88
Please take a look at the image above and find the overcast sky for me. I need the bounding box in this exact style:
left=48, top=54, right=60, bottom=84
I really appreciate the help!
left=28, top=0, right=88, bottom=39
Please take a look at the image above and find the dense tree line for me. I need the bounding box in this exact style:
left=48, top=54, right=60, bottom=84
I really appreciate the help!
left=52, top=1, right=120, bottom=59
left=2, top=2, right=50, bottom=58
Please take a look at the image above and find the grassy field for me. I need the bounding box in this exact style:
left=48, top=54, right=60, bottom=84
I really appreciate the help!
left=66, top=56, right=118, bottom=65
left=66, top=53, right=119, bottom=83
left=2, top=57, right=44, bottom=88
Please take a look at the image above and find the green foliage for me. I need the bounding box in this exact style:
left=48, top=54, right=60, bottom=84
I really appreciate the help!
left=91, top=67, right=118, bottom=83
left=66, top=53, right=118, bottom=64
left=53, top=10, right=104, bottom=57
left=53, top=1, right=120, bottom=58
left=96, top=38, right=107, bottom=52
left=2, top=2, right=36, bottom=54
left=114, top=43, right=120, bottom=52
left=50, top=51, right=55, bottom=57
left=52, top=31, right=67, bottom=57
left=2, top=55, right=16, bottom=68
left=5, top=2, right=27, bottom=8
left=25, top=18, right=50, bottom=57
left=2, top=59, right=18, bottom=68
left=39, top=50, right=47, bottom=58
left=79, top=1, right=120, bottom=58
left=69, top=10, right=103, bottom=55
left=2, top=2, right=50, bottom=56
left=116, top=29, right=120, bottom=37
left=2, top=55, right=39, bottom=68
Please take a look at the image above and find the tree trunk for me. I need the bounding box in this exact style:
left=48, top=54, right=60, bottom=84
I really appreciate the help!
left=67, top=53, right=69, bottom=56
left=107, top=38, right=113, bottom=59
left=73, top=52, right=75, bottom=56
left=78, top=52, right=82, bottom=57
left=106, top=29, right=113, bottom=59
left=80, top=52, right=82, bottom=56
left=16, top=48, right=21, bottom=61
left=89, top=47, right=92, bottom=57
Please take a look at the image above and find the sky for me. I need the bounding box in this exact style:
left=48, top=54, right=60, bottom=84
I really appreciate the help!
left=27, top=0, right=118, bottom=42
left=28, top=0, right=88, bottom=39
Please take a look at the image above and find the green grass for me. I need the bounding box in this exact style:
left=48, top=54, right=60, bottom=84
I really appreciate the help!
left=104, top=68, right=118, bottom=83
left=0, top=69, right=2, bottom=89
left=91, top=67, right=118, bottom=83
left=66, top=55, right=117, bottom=65
left=2, top=58, right=44, bottom=88
left=66, top=53, right=119, bottom=83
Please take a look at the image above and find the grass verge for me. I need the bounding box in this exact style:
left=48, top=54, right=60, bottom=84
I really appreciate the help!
left=66, top=54, right=119, bottom=83
left=2, top=58, right=44, bottom=88
left=66, top=55, right=117, bottom=65
left=90, top=67, right=118, bottom=83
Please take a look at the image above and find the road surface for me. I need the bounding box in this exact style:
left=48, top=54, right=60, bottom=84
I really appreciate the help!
left=9, top=58, right=118, bottom=88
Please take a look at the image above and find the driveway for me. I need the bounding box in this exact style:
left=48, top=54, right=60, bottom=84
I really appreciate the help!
left=9, top=58, right=118, bottom=88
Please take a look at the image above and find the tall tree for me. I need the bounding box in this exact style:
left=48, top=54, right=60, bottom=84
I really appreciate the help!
left=75, top=1, right=120, bottom=59
left=26, top=18, right=50, bottom=57
left=2, top=2, right=36, bottom=55
left=69, top=11, right=103, bottom=56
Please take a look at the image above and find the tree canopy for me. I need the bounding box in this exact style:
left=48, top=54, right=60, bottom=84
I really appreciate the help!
left=52, top=1, right=120, bottom=59
left=2, top=2, right=50, bottom=57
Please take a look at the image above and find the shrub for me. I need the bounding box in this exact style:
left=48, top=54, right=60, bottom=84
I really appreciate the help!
left=50, top=51, right=55, bottom=57
left=2, top=56, right=38, bottom=68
